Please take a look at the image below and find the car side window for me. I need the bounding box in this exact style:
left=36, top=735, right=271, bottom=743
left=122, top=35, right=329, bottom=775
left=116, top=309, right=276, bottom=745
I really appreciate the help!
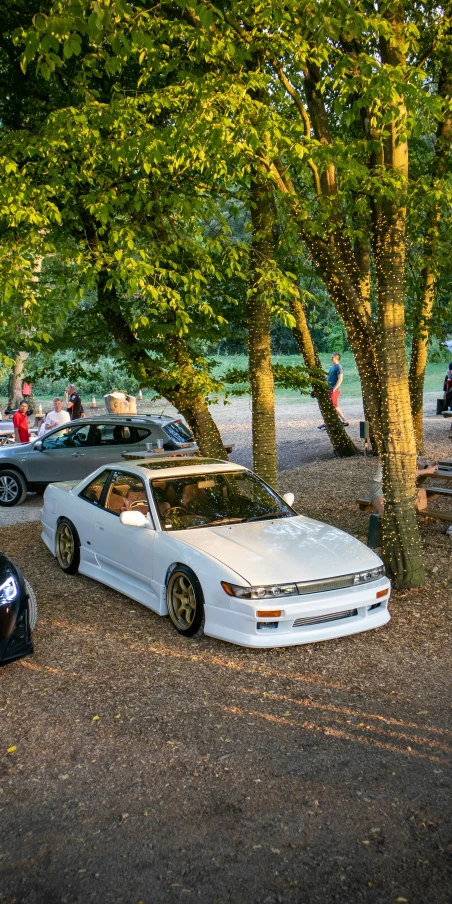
left=103, top=471, right=152, bottom=521
left=89, top=424, right=136, bottom=446
left=70, top=425, right=91, bottom=447
left=41, top=426, right=74, bottom=449
left=41, top=424, right=90, bottom=450
left=79, top=470, right=111, bottom=506
left=132, top=427, right=152, bottom=442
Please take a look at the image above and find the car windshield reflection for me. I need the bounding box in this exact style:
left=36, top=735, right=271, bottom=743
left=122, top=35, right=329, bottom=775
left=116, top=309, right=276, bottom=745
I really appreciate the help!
left=150, top=471, right=294, bottom=531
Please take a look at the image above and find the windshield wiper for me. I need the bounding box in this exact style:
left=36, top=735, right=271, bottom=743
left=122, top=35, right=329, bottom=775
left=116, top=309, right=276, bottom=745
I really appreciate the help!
left=185, top=517, right=244, bottom=529
left=243, top=511, right=292, bottom=523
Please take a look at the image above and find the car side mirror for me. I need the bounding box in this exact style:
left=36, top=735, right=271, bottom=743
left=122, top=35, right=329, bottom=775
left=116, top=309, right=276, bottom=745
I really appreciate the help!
left=120, top=511, right=147, bottom=528
left=282, top=492, right=295, bottom=507
left=33, top=440, right=43, bottom=451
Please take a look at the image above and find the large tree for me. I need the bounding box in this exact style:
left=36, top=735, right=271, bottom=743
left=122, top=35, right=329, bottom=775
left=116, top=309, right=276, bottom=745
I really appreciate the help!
left=13, top=0, right=452, bottom=585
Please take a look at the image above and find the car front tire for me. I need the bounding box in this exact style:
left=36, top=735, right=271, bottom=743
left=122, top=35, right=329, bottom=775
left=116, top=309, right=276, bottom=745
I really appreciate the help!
left=166, top=565, right=205, bottom=638
left=55, top=519, right=80, bottom=575
left=25, top=580, right=38, bottom=630
left=0, top=470, right=27, bottom=506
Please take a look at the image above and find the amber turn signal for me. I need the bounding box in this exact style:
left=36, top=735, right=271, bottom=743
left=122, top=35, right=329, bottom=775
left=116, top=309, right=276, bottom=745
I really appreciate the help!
left=376, top=589, right=388, bottom=599
left=257, top=610, right=282, bottom=618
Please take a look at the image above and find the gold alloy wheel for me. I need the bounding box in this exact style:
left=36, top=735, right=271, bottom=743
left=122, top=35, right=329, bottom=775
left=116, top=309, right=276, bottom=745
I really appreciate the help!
left=167, top=572, right=197, bottom=630
left=57, top=523, right=75, bottom=568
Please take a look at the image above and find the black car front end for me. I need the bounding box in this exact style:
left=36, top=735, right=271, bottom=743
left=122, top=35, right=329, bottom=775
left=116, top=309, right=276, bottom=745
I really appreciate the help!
left=0, top=553, right=34, bottom=666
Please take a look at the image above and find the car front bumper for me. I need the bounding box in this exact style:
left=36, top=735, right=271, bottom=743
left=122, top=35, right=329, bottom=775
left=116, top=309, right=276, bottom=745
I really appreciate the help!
left=0, top=601, right=33, bottom=665
left=204, top=578, right=391, bottom=648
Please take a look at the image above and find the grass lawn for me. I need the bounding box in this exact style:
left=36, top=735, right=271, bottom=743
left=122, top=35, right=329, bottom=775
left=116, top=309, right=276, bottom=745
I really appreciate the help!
left=212, top=351, right=451, bottom=402
left=1, top=351, right=450, bottom=408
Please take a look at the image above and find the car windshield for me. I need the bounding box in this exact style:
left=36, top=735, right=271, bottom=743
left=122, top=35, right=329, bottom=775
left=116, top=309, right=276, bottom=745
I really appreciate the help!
left=150, top=470, right=294, bottom=531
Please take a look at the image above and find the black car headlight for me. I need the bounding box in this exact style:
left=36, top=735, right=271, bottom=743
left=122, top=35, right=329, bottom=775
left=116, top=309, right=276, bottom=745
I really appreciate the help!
left=221, top=581, right=298, bottom=600
left=0, top=576, right=19, bottom=603
left=353, top=566, right=385, bottom=585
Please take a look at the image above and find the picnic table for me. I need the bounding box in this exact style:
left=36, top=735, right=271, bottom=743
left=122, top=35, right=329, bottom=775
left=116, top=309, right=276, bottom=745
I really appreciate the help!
left=0, top=421, right=38, bottom=445
left=121, top=449, right=197, bottom=462
left=442, top=410, right=452, bottom=440
left=417, top=460, right=452, bottom=522
left=358, top=458, right=452, bottom=527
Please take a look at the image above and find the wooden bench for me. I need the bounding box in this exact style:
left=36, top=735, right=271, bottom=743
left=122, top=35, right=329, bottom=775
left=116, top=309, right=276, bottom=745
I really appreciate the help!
left=419, top=508, right=452, bottom=522
left=357, top=486, right=452, bottom=526
left=425, top=486, right=452, bottom=498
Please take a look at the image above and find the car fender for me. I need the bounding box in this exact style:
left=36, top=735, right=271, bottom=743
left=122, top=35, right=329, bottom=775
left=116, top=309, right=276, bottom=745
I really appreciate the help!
left=155, top=533, right=250, bottom=612
left=0, top=462, right=28, bottom=484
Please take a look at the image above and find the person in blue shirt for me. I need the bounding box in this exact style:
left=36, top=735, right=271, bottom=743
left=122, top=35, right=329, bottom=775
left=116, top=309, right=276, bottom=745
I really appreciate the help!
left=318, top=353, right=349, bottom=429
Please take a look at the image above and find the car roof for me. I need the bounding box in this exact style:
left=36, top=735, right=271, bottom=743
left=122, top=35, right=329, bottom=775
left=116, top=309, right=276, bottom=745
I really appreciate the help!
left=129, top=458, right=246, bottom=478
left=69, top=415, right=177, bottom=426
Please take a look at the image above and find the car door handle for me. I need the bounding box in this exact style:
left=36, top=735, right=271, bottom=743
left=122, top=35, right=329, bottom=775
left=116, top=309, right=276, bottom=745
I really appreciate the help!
left=71, top=452, right=85, bottom=457
left=96, top=522, right=104, bottom=531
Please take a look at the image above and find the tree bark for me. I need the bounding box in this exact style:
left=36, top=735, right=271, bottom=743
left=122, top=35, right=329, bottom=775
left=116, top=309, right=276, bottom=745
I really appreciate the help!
left=408, top=66, right=452, bottom=451
left=375, top=4, right=425, bottom=587
left=408, top=265, right=437, bottom=452
left=290, top=289, right=359, bottom=457
left=248, top=175, right=277, bottom=486
left=7, top=352, right=28, bottom=410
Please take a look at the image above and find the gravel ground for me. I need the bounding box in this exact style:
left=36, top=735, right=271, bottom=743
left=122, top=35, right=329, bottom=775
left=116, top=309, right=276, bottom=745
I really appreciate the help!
left=0, top=396, right=451, bottom=904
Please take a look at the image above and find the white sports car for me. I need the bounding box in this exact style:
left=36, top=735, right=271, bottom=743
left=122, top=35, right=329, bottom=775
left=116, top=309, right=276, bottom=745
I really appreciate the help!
left=41, top=458, right=391, bottom=648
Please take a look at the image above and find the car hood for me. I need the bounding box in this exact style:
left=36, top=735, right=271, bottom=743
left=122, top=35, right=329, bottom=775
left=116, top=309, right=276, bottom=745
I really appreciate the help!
left=174, top=515, right=382, bottom=584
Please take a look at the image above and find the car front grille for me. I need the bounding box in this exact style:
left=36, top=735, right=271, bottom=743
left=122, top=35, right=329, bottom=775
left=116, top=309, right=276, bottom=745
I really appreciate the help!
left=293, top=608, right=358, bottom=628
left=296, top=574, right=355, bottom=595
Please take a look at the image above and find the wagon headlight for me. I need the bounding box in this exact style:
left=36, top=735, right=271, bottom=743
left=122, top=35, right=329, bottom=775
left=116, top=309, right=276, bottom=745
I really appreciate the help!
left=0, top=576, right=19, bottom=603
left=353, top=565, right=385, bottom=585
left=221, top=581, right=298, bottom=600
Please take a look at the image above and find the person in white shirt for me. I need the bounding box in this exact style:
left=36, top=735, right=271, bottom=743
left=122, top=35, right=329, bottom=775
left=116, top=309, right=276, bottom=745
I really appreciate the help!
left=39, top=398, right=71, bottom=436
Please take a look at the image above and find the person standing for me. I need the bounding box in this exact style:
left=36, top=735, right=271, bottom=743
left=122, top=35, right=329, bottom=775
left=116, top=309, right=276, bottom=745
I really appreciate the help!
left=12, top=400, right=30, bottom=443
left=65, top=383, right=84, bottom=420
left=318, top=352, right=349, bottom=429
left=38, top=398, right=71, bottom=435
left=443, top=363, right=452, bottom=410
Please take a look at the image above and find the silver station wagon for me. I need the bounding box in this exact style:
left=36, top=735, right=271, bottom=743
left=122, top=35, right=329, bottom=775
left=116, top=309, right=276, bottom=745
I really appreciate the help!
left=0, top=415, right=198, bottom=506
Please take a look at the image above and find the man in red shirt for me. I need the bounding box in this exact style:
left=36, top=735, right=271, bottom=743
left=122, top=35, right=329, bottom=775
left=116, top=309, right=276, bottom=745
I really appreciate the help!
left=12, top=400, right=30, bottom=443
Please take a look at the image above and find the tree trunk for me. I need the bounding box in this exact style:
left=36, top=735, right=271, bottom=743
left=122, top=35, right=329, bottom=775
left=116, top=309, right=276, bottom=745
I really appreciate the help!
left=176, top=396, right=226, bottom=459
left=408, top=266, right=436, bottom=452
left=248, top=176, right=277, bottom=486
left=375, top=5, right=424, bottom=587
left=7, top=352, right=28, bottom=410
left=290, top=289, right=359, bottom=457
left=304, top=234, right=383, bottom=455
left=408, top=67, right=452, bottom=451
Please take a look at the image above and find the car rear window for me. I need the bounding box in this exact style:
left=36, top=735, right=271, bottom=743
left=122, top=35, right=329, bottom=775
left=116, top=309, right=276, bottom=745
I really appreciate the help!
left=163, top=420, right=194, bottom=444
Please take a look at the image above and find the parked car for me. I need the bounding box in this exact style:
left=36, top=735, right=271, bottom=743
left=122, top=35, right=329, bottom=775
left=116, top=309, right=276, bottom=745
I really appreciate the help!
left=0, top=415, right=198, bottom=506
left=0, top=552, right=37, bottom=665
left=41, top=457, right=391, bottom=648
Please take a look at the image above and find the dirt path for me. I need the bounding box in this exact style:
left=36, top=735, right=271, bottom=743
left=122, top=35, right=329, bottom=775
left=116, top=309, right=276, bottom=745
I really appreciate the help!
left=1, top=515, right=451, bottom=904
left=1, top=404, right=451, bottom=903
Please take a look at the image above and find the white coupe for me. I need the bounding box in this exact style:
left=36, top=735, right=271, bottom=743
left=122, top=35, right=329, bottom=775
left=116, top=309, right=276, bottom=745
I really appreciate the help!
left=41, top=457, right=391, bottom=648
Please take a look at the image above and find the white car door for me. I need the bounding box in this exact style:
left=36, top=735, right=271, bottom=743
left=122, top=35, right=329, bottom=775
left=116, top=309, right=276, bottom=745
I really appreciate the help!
left=91, top=469, right=159, bottom=611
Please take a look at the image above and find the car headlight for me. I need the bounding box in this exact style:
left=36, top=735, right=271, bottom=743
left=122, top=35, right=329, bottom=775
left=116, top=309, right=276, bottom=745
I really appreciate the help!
left=353, top=565, right=385, bottom=585
left=221, top=581, right=298, bottom=600
left=0, top=575, right=19, bottom=603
